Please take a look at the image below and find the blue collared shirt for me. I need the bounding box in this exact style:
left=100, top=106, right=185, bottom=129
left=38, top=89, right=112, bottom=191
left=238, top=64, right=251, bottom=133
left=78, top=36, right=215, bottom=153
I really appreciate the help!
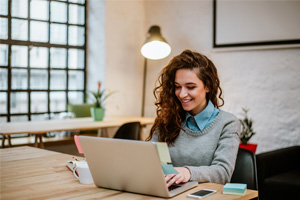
left=182, top=100, right=220, bottom=131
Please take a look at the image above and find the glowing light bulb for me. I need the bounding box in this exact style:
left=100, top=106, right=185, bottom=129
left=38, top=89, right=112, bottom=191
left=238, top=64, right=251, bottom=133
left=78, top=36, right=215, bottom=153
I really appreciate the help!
left=141, top=41, right=171, bottom=60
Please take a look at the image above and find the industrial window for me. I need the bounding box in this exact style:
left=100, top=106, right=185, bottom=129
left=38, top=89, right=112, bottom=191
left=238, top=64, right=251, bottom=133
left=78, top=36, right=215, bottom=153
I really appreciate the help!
left=0, top=0, right=87, bottom=123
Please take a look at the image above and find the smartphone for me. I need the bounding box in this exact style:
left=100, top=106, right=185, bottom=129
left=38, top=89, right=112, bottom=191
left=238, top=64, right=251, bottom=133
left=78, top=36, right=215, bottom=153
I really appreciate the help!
left=187, top=189, right=217, bottom=199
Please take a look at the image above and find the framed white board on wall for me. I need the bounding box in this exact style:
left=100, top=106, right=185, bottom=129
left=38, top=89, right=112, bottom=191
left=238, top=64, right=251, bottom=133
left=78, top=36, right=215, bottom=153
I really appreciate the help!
left=213, top=0, right=300, bottom=48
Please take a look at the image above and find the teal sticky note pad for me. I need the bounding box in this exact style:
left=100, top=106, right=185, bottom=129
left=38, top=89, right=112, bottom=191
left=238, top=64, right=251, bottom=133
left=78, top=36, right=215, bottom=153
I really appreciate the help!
left=223, top=183, right=247, bottom=195
left=223, top=183, right=247, bottom=191
left=155, top=142, right=171, bottom=163
left=161, top=164, right=179, bottom=174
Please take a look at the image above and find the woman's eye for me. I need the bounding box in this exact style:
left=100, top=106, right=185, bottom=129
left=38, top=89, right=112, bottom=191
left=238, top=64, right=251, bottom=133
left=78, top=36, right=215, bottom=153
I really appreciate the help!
left=187, top=86, right=195, bottom=90
left=175, top=85, right=181, bottom=89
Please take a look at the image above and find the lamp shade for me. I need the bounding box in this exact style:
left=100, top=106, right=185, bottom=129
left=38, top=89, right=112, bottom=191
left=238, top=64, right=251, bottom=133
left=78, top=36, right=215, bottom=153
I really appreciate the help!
left=141, top=26, right=171, bottom=60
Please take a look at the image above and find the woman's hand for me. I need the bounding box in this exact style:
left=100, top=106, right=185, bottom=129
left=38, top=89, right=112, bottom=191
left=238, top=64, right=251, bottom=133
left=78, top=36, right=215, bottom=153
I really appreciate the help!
left=165, top=167, right=191, bottom=187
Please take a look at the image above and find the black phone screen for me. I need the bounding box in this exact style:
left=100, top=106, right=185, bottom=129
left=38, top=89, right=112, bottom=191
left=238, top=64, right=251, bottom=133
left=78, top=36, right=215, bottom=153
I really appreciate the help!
left=190, top=189, right=214, bottom=197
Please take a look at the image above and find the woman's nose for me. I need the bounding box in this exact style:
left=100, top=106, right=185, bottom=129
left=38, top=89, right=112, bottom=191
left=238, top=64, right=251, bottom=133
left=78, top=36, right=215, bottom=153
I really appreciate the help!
left=179, top=88, right=188, bottom=98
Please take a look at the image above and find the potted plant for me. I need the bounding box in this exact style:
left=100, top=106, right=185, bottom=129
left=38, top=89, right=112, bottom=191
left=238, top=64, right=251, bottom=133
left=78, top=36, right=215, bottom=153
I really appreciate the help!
left=238, top=108, right=257, bottom=153
left=89, top=81, right=114, bottom=121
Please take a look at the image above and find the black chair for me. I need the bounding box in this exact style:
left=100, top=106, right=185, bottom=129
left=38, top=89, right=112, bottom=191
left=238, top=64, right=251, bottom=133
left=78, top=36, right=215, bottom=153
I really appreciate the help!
left=113, top=122, right=141, bottom=140
left=231, top=148, right=258, bottom=191
left=256, top=146, right=300, bottom=200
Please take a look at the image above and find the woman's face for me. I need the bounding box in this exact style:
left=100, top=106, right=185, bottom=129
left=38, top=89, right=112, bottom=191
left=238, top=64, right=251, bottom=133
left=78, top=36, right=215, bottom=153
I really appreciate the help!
left=174, top=69, right=209, bottom=116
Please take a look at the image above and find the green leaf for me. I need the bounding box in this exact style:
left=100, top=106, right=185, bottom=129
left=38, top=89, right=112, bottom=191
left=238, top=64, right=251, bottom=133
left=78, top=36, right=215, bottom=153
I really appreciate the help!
left=239, top=108, right=255, bottom=144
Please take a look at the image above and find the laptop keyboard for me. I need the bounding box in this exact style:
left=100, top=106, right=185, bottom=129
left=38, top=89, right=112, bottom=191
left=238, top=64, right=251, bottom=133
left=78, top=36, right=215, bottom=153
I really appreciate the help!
left=168, top=184, right=181, bottom=191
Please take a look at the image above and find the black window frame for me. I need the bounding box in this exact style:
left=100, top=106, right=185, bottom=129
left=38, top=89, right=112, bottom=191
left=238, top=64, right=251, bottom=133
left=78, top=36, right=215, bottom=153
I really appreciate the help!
left=0, top=0, right=88, bottom=122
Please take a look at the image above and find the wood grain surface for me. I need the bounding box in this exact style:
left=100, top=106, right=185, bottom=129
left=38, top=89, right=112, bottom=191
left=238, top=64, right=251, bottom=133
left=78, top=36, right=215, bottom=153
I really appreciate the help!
left=0, top=146, right=258, bottom=200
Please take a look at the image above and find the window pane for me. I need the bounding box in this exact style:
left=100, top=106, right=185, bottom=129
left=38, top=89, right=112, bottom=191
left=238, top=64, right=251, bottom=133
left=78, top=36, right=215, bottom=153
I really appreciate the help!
left=10, top=92, right=28, bottom=114
left=68, top=48, right=84, bottom=69
left=68, top=91, right=84, bottom=104
left=0, top=117, right=7, bottom=123
left=0, top=17, right=8, bottom=39
left=68, top=26, right=85, bottom=46
left=30, top=47, right=48, bottom=68
left=12, top=19, right=28, bottom=41
left=69, top=0, right=85, bottom=4
left=0, top=0, right=8, bottom=15
left=50, top=92, right=66, bottom=112
left=11, top=0, right=28, bottom=18
left=10, top=115, right=28, bottom=122
left=0, top=44, right=8, bottom=65
left=50, top=70, right=66, bottom=90
left=3, top=0, right=86, bottom=122
left=0, top=92, right=7, bottom=114
left=31, top=92, right=47, bottom=113
left=43, top=112, right=57, bottom=120
left=11, top=69, right=28, bottom=89
left=50, top=23, right=67, bottom=45
left=69, top=4, right=85, bottom=25
left=30, top=69, right=48, bottom=89
left=50, top=48, right=66, bottom=68
left=0, top=68, right=8, bottom=90
left=68, top=70, right=84, bottom=90
left=51, top=1, right=67, bottom=23
left=30, top=0, right=49, bottom=20
left=11, top=45, right=28, bottom=67
left=30, top=21, right=48, bottom=42
left=31, top=114, right=48, bottom=121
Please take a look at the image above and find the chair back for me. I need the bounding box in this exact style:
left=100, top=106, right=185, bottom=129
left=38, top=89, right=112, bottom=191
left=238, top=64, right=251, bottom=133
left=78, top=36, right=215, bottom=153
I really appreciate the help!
left=231, top=148, right=258, bottom=190
left=113, top=122, right=141, bottom=140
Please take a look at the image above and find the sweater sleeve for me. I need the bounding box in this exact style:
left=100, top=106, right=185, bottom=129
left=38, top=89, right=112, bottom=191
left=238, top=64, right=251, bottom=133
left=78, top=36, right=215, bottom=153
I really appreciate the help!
left=185, top=118, right=241, bottom=184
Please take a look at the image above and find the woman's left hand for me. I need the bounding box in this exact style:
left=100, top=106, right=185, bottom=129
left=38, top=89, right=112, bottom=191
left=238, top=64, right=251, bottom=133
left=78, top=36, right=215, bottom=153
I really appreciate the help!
left=165, top=167, right=191, bottom=187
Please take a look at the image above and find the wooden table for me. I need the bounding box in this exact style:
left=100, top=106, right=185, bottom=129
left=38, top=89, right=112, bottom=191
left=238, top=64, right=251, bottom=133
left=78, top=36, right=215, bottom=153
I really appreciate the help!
left=0, top=116, right=155, bottom=148
left=0, top=146, right=258, bottom=200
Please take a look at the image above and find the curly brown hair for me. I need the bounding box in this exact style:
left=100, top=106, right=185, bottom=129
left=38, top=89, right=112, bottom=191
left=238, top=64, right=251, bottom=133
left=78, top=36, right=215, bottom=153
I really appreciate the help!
left=146, top=49, right=224, bottom=145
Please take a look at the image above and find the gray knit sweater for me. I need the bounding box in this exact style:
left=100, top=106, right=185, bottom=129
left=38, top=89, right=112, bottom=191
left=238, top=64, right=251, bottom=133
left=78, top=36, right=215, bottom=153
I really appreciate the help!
left=150, top=110, right=240, bottom=184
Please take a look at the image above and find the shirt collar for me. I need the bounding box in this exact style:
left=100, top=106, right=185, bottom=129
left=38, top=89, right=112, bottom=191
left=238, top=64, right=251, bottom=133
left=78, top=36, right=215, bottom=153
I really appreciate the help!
left=183, top=100, right=215, bottom=131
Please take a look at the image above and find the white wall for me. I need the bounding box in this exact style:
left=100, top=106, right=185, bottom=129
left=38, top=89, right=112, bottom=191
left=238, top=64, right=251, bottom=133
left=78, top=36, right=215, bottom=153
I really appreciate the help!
left=87, top=0, right=106, bottom=93
left=88, top=0, right=146, bottom=137
left=105, top=0, right=145, bottom=117
left=143, top=0, right=300, bottom=154
left=89, top=0, right=300, bottom=153
left=88, top=0, right=145, bottom=116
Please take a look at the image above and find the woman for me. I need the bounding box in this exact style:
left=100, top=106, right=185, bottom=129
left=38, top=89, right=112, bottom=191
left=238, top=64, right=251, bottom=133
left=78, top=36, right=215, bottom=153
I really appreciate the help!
left=147, top=49, right=240, bottom=187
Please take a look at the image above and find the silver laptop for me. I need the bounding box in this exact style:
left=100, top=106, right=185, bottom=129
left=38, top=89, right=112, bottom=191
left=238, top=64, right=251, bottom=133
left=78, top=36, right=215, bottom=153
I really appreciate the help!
left=79, top=136, right=198, bottom=198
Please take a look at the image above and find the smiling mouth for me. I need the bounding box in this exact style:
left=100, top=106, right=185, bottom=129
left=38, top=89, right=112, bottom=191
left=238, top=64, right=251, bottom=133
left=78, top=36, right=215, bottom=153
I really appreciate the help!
left=182, top=99, right=192, bottom=103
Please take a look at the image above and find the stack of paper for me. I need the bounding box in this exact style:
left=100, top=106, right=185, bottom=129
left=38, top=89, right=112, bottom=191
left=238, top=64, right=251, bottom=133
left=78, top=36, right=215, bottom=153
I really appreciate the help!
left=223, top=183, right=247, bottom=195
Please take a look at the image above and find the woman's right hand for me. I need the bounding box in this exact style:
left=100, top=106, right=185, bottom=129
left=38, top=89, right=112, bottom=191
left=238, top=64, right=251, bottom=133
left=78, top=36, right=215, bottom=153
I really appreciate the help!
left=165, top=167, right=191, bottom=187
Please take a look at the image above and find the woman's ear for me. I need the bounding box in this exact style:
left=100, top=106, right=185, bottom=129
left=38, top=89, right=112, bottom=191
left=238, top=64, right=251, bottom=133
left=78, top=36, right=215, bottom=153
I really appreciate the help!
left=205, top=86, right=210, bottom=93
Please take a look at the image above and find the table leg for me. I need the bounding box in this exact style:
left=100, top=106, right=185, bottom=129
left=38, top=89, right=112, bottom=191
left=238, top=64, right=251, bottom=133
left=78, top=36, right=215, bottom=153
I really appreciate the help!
left=140, top=125, right=145, bottom=140
left=1, top=135, right=6, bottom=148
left=1, top=135, right=13, bottom=148
left=97, top=128, right=108, bottom=137
left=34, top=135, right=38, bottom=147
left=39, top=135, right=44, bottom=149
left=34, top=135, right=44, bottom=148
left=97, top=129, right=101, bottom=137
left=8, top=135, right=12, bottom=147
